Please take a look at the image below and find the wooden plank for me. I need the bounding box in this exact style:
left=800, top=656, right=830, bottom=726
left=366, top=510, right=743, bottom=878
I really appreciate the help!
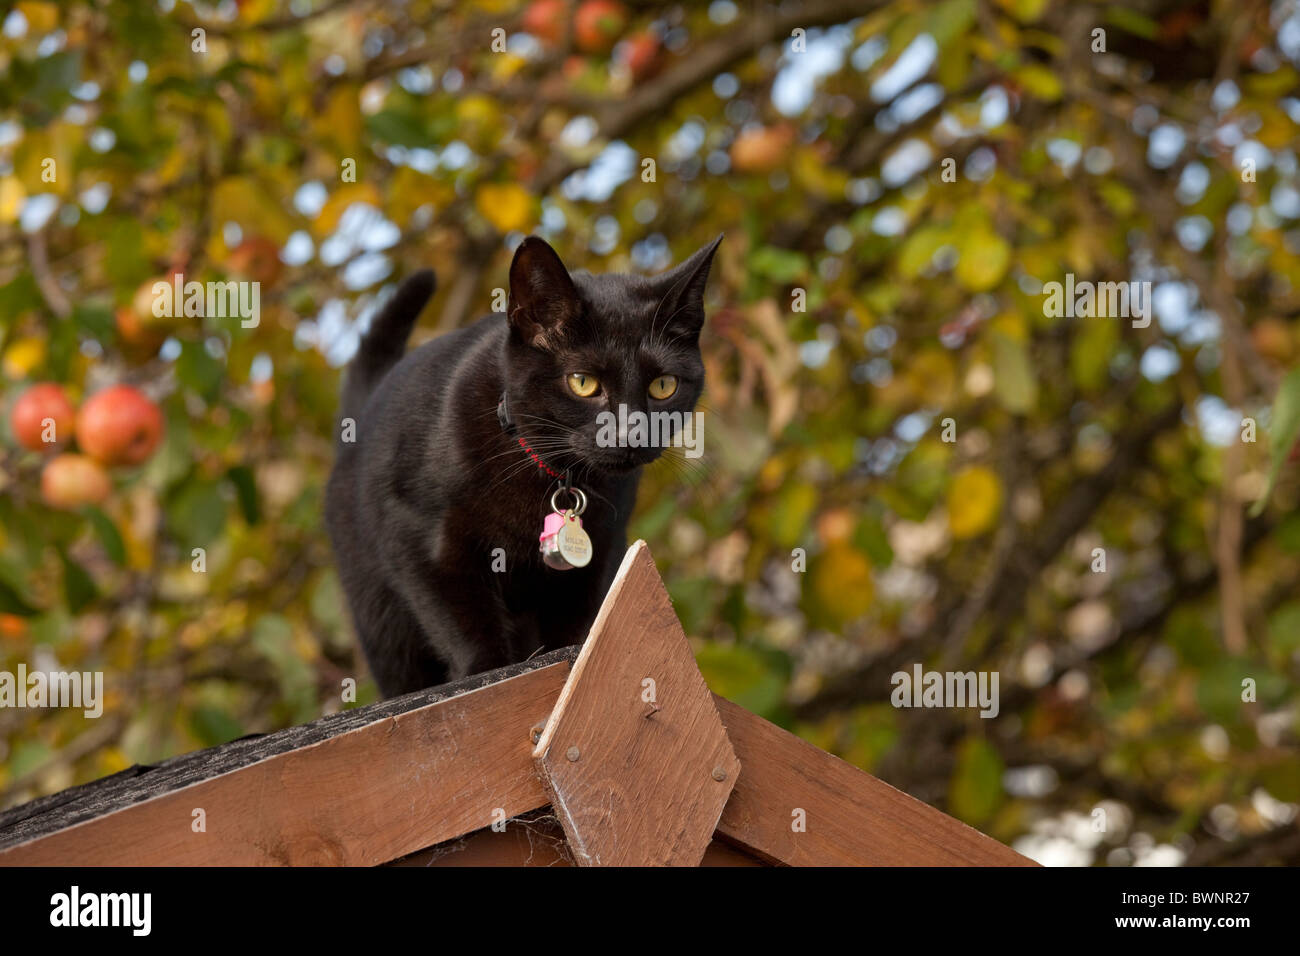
left=533, top=541, right=740, bottom=866
left=712, top=696, right=1035, bottom=866
left=392, top=814, right=765, bottom=867
left=0, top=653, right=577, bottom=865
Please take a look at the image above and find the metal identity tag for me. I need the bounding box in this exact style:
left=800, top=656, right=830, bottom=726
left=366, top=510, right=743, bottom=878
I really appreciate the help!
left=540, top=487, right=592, bottom=570
left=555, top=510, right=592, bottom=568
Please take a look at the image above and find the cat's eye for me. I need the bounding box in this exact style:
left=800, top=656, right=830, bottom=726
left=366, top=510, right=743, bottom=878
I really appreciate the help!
left=567, top=373, right=600, bottom=397
left=648, top=375, right=678, bottom=400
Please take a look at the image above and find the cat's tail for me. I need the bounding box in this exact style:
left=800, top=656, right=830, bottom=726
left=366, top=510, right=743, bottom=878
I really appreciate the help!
left=340, top=269, right=436, bottom=421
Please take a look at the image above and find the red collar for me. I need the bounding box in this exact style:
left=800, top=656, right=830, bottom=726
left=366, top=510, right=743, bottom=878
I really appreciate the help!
left=500, top=391, right=565, bottom=481
left=516, top=435, right=564, bottom=480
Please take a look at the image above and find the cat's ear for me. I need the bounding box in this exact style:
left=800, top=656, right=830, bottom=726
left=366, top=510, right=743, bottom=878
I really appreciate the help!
left=508, top=236, right=581, bottom=349
left=651, top=233, right=723, bottom=337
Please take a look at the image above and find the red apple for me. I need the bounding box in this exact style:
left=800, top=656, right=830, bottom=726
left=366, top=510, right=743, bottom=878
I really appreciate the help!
left=523, top=0, right=567, bottom=46
left=41, top=453, right=111, bottom=509
left=575, top=0, right=626, bottom=54
left=621, top=31, right=662, bottom=80
left=75, top=385, right=164, bottom=467
left=9, top=383, right=75, bottom=452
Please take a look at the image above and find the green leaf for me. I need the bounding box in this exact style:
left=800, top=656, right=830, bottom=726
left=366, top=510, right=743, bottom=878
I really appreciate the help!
left=695, top=643, right=788, bottom=719
left=750, top=247, right=809, bottom=283
left=853, top=512, right=895, bottom=568
left=190, top=706, right=244, bottom=747
left=227, top=465, right=260, bottom=525
left=1250, top=368, right=1300, bottom=516
left=1267, top=602, right=1300, bottom=655
left=176, top=339, right=224, bottom=400
left=0, top=575, right=39, bottom=617
left=1104, top=7, right=1159, bottom=39
left=59, top=550, right=97, bottom=614
left=365, top=109, right=431, bottom=148
left=771, top=482, right=818, bottom=548
left=927, top=0, right=976, bottom=49
left=949, top=737, right=1004, bottom=825
left=167, top=479, right=227, bottom=546
left=991, top=330, right=1038, bottom=414
left=8, top=741, right=52, bottom=779
left=72, top=303, right=114, bottom=340
left=84, top=507, right=127, bottom=565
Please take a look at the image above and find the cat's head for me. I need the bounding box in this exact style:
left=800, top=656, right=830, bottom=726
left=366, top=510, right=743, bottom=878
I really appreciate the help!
left=503, top=235, right=722, bottom=475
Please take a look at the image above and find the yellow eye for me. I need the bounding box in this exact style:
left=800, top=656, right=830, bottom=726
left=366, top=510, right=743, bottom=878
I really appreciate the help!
left=648, top=375, right=678, bottom=400
left=567, top=373, right=599, bottom=397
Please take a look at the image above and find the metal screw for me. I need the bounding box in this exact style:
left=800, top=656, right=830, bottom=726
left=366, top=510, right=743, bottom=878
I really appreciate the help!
left=567, top=746, right=581, bottom=762
left=711, top=766, right=727, bottom=782
left=530, top=723, right=545, bottom=744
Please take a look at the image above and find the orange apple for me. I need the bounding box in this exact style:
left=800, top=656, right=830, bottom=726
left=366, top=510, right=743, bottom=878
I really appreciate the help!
left=228, top=235, right=283, bottom=286
left=9, top=383, right=75, bottom=452
left=130, top=275, right=187, bottom=338
left=0, top=613, right=26, bottom=640
left=41, top=453, right=111, bottom=509
left=115, top=306, right=167, bottom=355
left=75, top=385, right=164, bottom=467
left=730, top=124, right=796, bottom=174
left=1251, top=318, right=1293, bottom=363
left=575, top=0, right=626, bottom=54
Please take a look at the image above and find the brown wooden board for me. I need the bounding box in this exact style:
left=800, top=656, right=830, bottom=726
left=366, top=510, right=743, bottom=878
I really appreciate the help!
left=390, top=812, right=764, bottom=867
left=533, top=541, right=741, bottom=866
left=0, top=649, right=578, bottom=865
left=712, top=695, right=1036, bottom=866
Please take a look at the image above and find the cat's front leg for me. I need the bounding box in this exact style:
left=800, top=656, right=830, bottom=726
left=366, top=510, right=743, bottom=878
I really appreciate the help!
left=382, top=534, right=518, bottom=681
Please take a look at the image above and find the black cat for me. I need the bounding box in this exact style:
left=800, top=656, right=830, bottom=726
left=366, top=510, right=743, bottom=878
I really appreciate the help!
left=324, top=235, right=721, bottom=696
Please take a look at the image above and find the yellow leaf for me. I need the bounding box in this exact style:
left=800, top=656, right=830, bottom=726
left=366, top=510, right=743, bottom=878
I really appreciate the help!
left=313, top=182, right=381, bottom=237
left=14, top=125, right=76, bottom=197
left=906, top=347, right=958, bottom=405
left=948, top=466, right=1003, bottom=539
left=3, top=336, right=45, bottom=379
left=488, top=52, right=528, bottom=81
left=0, top=176, right=25, bottom=223
left=236, top=0, right=277, bottom=24
left=956, top=229, right=1010, bottom=291
left=387, top=167, right=454, bottom=229
left=16, top=1, right=58, bottom=33
left=994, top=0, right=1048, bottom=23
left=792, top=146, right=849, bottom=199
left=212, top=176, right=297, bottom=243
left=312, top=85, right=363, bottom=155
left=1015, top=64, right=1063, bottom=101
left=476, top=183, right=536, bottom=233
left=812, top=544, right=875, bottom=623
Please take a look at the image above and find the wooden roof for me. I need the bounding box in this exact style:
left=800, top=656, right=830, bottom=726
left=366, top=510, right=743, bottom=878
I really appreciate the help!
left=0, top=542, right=1032, bottom=867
